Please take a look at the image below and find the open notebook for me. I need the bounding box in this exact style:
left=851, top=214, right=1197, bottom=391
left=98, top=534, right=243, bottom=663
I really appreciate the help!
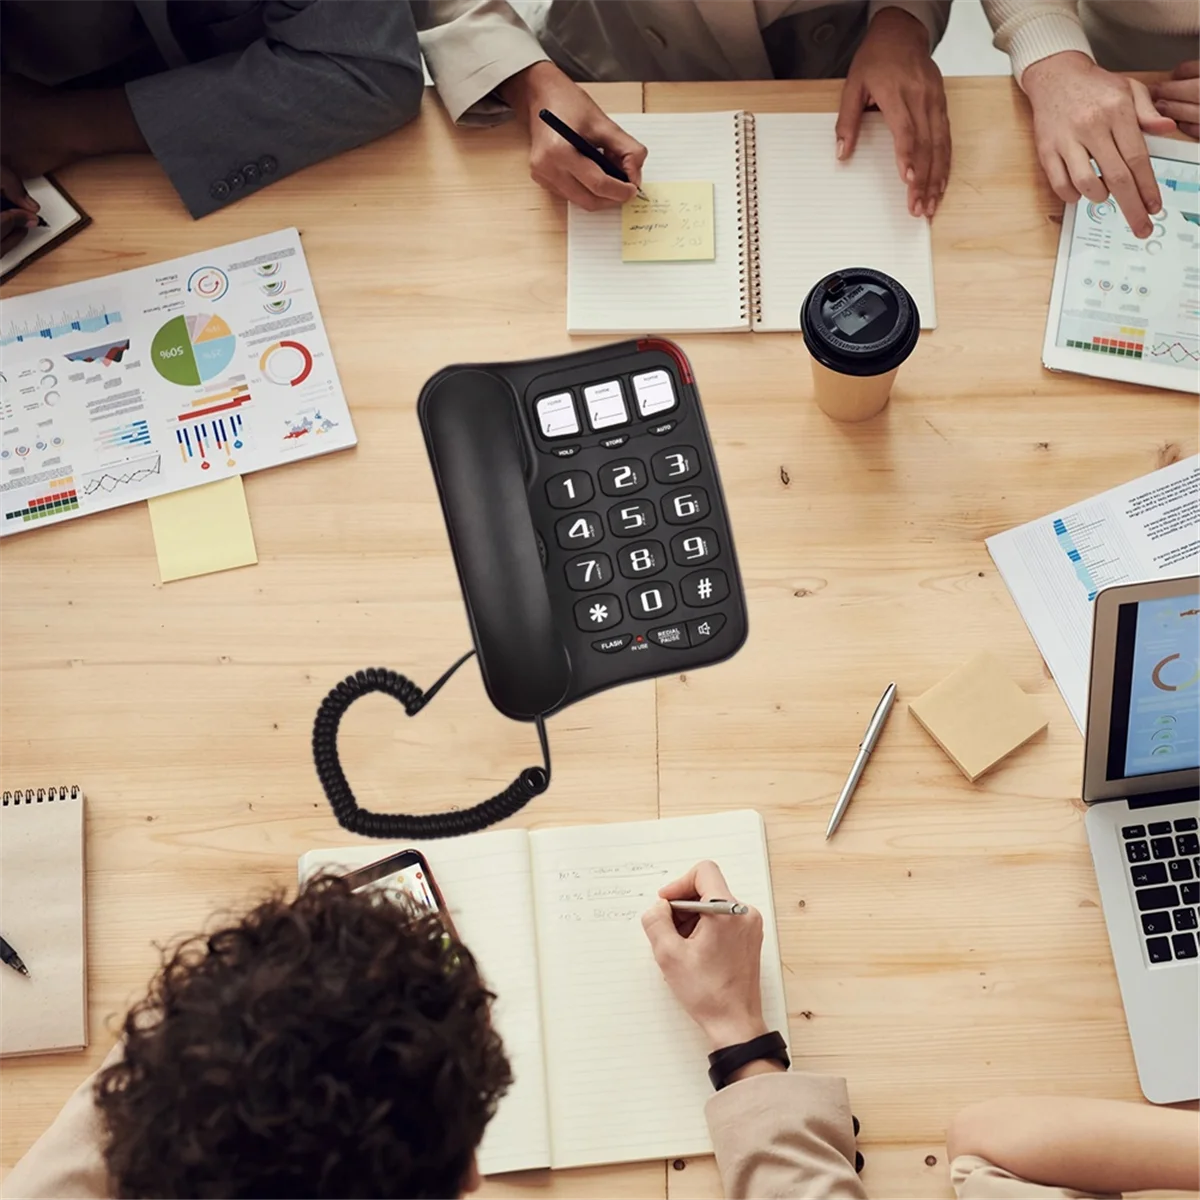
left=568, top=110, right=936, bottom=334
left=0, top=786, right=88, bottom=1057
left=299, top=809, right=788, bottom=1175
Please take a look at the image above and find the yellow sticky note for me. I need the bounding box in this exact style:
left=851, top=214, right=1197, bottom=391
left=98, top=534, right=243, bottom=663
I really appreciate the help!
left=148, top=475, right=258, bottom=583
left=621, top=181, right=715, bottom=262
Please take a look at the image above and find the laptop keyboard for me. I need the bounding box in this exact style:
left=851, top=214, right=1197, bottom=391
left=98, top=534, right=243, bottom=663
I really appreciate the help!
left=1122, top=816, right=1200, bottom=965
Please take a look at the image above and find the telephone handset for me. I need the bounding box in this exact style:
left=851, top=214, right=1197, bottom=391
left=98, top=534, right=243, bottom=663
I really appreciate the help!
left=313, top=338, right=747, bottom=837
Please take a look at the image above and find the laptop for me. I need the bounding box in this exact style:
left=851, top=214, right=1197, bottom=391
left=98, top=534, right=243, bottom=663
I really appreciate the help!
left=1084, top=574, right=1200, bottom=1104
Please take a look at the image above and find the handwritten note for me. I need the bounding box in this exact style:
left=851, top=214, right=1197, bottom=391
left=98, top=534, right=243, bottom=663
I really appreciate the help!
left=621, top=181, right=715, bottom=263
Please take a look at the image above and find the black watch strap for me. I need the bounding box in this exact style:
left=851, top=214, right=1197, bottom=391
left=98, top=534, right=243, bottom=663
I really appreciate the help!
left=707, top=1030, right=790, bottom=1091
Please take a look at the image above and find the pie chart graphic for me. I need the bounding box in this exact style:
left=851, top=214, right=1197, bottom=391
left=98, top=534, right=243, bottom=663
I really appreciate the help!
left=152, top=314, right=236, bottom=386
left=259, top=340, right=313, bottom=387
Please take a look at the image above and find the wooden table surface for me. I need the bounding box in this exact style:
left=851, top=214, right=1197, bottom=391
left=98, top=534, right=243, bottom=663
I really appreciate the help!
left=1, top=77, right=1196, bottom=1198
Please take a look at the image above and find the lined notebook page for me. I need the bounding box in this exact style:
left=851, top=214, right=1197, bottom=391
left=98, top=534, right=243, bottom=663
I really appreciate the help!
left=0, top=790, right=87, bottom=1057
left=529, top=810, right=787, bottom=1169
left=753, top=112, right=937, bottom=331
left=299, top=831, right=550, bottom=1176
left=567, top=112, right=748, bottom=334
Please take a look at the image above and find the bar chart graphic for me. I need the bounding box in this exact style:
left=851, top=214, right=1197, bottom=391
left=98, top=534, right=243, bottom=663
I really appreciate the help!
left=96, top=419, right=152, bottom=450
left=1053, top=516, right=1100, bottom=601
left=176, top=413, right=244, bottom=471
left=1, top=302, right=123, bottom=348
left=4, top=477, right=78, bottom=524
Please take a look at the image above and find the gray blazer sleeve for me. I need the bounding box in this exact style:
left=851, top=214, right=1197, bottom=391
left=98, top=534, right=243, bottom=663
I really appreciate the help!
left=127, top=0, right=425, bottom=218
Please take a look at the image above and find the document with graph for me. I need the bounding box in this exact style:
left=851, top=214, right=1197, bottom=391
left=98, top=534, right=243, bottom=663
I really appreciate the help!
left=987, top=455, right=1200, bottom=731
left=1043, top=136, right=1200, bottom=394
left=0, top=228, right=354, bottom=536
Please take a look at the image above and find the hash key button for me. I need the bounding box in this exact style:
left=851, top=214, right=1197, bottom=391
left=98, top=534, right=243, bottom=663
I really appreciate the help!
left=682, top=568, right=729, bottom=607
left=687, top=613, right=726, bottom=644
left=574, top=594, right=622, bottom=632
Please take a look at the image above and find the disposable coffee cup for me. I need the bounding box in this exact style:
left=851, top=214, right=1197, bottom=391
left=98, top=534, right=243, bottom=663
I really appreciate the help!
left=800, top=268, right=919, bottom=422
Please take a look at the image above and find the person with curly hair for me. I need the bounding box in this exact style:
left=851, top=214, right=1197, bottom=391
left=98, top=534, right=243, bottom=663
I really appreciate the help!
left=2, top=876, right=512, bottom=1199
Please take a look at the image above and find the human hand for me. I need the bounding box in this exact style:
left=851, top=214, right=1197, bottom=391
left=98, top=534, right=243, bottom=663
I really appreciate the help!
left=835, top=7, right=950, bottom=217
left=641, top=860, right=768, bottom=1052
left=0, top=161, right=39, bottom=256
left=499, top=61, right=647, bottom=210
left=1150, top=60, right=1199, bottom=140
left=1021, top=51, right=1175, bottom=236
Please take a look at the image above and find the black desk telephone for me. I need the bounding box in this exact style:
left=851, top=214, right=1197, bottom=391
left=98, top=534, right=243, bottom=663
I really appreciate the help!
left=313, top=338, right=747, bottom=837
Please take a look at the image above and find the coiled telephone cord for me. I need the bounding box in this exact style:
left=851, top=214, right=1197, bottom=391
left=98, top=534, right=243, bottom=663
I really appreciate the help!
left=312, top=655, right=551, bottom=838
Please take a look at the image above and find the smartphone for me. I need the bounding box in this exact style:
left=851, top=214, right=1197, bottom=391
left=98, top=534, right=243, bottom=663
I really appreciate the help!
left=340, top=849, right=456, bottom=936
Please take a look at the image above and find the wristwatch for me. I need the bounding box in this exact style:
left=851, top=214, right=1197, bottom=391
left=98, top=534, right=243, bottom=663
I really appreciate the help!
left=707, top=1030, right=790, bottom=1091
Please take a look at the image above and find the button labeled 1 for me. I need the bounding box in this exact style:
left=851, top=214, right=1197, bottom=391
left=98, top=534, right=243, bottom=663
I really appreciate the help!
left=546, top=470, right=593, bottom=509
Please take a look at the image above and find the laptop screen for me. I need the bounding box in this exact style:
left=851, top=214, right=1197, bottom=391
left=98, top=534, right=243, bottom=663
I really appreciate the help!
left=1108, top=593, right=1200, bottom=780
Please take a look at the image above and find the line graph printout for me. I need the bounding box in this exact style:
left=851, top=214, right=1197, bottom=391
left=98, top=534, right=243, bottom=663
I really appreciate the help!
left=1052, top=150, right=1200, bottom=391
left=987, top=456, right=1200, bottom=731
left=0, top=229, right=355, bottom=537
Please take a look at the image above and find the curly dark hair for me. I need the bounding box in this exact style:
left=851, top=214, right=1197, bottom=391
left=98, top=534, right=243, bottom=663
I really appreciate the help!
left=95, top=875, right=511, bottom=1199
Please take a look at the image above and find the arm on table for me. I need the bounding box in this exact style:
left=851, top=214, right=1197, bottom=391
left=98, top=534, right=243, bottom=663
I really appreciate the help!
left=1, top=1047, right=119, bottom=1200
left=947, top=1095, right=1200, bottom=1197
left=126, top=0, right=425, bottom=217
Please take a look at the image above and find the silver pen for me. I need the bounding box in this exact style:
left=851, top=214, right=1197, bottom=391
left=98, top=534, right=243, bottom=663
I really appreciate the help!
left=825, top=682, right=897, bottom=839
left=669, top=899, right=748, bottom=915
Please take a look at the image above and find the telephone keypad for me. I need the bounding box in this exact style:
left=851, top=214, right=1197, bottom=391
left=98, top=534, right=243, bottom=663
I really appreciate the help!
left=565, top=553, right=613, bottom=591
left=618, top=540, right=667, bottom=578
left=671, top=528, right=718, bottom=565
left=651, top=446, right=700, bottom=483
left=628, top=581, right=677, bottom=621
left=575, top=594, right=622, bottom=632
left=546, top=470, right=594, bottom=509
left=556, top=511, right=603, bottom=549
left=608, top=499, right=657, bottom=537
left=599, top=459, right=647, bottom=496
left=662, top=486, right=710, bottom=525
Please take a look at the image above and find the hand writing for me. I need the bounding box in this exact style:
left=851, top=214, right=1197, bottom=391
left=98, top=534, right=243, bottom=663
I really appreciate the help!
left=1150, top=60, right=1200, bottom=140
left=835, top=7, right=950, bottom=217
left=641, top=860, right=768, bottom=1052
left=500, top=62, right=647, bottom=210
left=1021, top=52, right=1175, bottom=236
left=0, top=161, right=39, bottom=256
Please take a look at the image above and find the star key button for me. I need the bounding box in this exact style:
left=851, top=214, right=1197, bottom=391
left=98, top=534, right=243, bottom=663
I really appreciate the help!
left=574, top=594, right=622, bottom=632
left=681, top=568, right=729, bottom=607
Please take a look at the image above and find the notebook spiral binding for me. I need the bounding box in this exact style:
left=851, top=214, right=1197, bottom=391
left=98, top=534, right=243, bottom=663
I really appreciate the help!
left=2, top=785, right=82, bottom=805
left=737, top=112, right=762, bottom=328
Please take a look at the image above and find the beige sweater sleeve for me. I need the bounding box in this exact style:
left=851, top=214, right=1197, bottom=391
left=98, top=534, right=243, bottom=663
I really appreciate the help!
left=980, top=1, right=1094, bottom=82
left=952, top=1154, right=1121, bottom=1199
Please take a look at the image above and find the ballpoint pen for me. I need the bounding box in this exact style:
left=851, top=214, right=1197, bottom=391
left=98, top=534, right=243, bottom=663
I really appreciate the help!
left=826, top=682, right=897, bottom=839
left=0, top=933, right=30, bottom=977
left=537, top=109, right=649, bottom=201
left=669, top=899, right=748, bottom=915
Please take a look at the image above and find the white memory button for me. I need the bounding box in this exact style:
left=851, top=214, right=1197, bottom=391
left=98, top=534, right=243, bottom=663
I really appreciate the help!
left=583, top=380, right=628, bottom=430
left=631, top=369, right=677, bottom=417
left=536, top=392, right=580, bottom=438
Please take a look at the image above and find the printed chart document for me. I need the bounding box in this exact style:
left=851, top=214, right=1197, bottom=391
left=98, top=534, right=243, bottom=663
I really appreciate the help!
left=0, top=228, right=354, bottom=536
left=299, top=809, right=789, bottom=1175
left=987, top=456, right=1200, bottom=730
left=1043, top=136, right=1199, bottom=393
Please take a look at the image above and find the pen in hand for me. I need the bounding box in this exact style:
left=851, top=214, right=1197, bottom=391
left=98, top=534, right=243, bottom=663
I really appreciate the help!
left=669, top=899, right=748, bottom=916
left=0, top=934, right=30, bottom=978
left=537, top=109, right=648, bottom=201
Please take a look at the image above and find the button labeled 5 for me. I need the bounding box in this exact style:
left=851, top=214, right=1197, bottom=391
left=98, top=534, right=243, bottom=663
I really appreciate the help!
left=608, top=499, right=657, bottom=537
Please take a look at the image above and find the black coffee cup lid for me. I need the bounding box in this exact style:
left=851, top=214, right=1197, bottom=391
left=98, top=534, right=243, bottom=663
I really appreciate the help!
left=800, top=268, right=919, bottom=377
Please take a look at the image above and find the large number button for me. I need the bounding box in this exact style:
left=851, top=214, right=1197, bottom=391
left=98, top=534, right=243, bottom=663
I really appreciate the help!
left=565, top=552, right=613, bottom=590
left=583, top=380, right=629, bottom=430
left=555, top=511, right=602, bottom=549
left=574, top=594, right=622, bottom=632
left=651, top=445, right=700, bottom=483
left=670, top=527, right=718, bottom=565
left=608, top=499, right=657, bottom=537
left=681, top=568, right=729, bottom=607
left=663, top=486, right=710, bottom=525
left=628, top=581, right=677, bottom=621
left=618, top=540, right=667, bottom=578
left=599, top=458, right=647, bottom=496
left=546, top=470, right=593, bottom=509
left=536, top=392, right=580, bottom=439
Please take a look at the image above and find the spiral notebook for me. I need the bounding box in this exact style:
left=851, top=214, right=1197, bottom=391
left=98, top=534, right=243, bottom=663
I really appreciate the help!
left=567, top=110, right=936, bottom=334
left=0, top=786, right=88, bottom=1057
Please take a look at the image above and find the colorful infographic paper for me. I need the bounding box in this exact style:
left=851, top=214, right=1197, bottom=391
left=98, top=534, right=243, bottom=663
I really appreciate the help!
left=0, top=228, right=355, bottom=536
